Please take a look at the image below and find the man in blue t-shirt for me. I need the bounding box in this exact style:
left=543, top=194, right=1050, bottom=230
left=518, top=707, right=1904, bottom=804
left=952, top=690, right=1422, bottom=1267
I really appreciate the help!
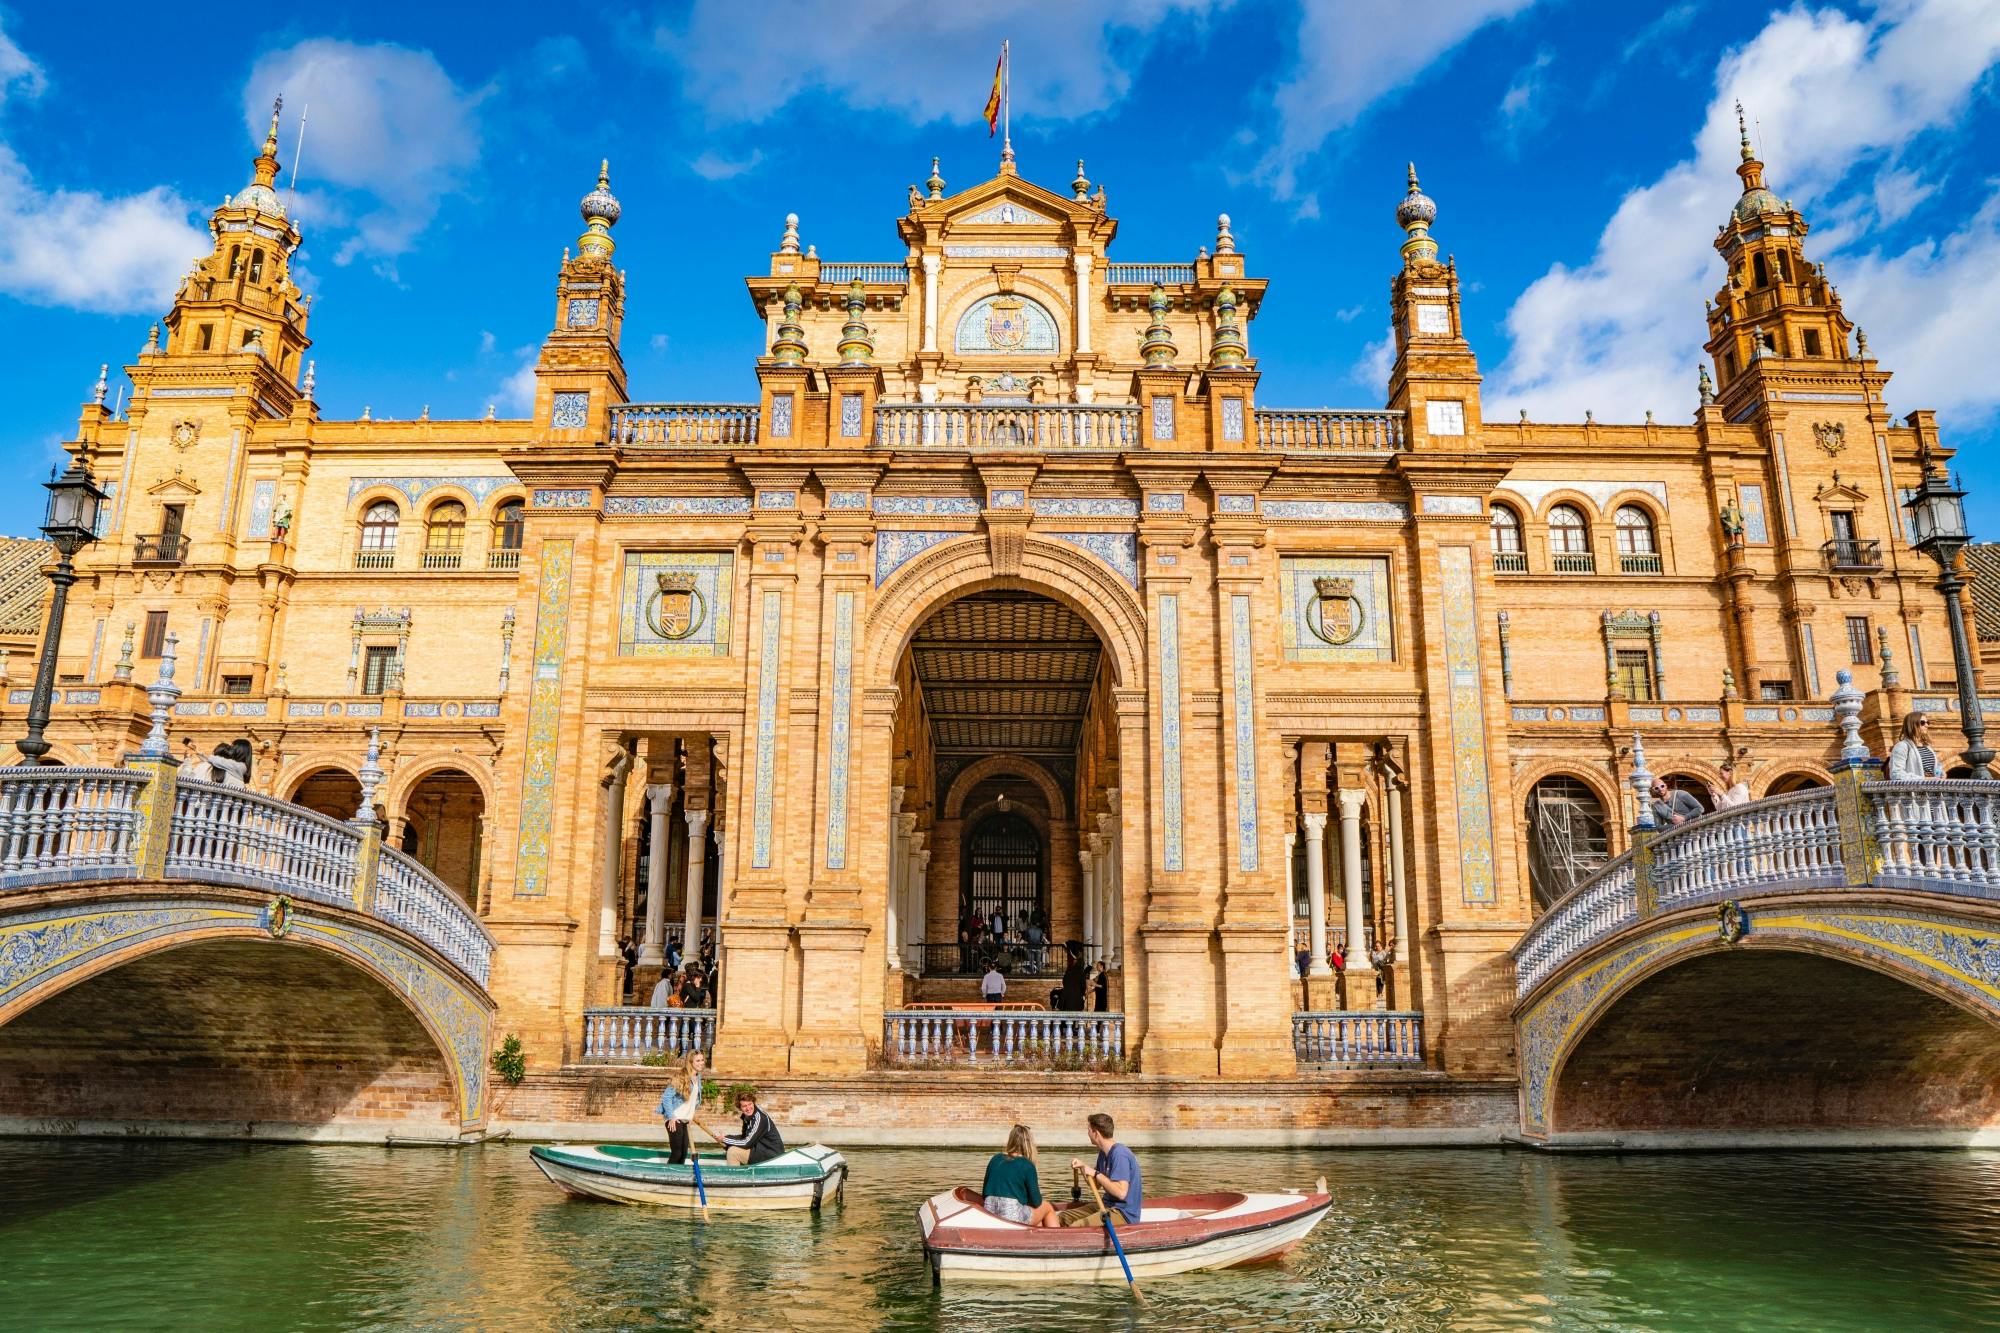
left=1064, top=1112, right=1142, bottom=1226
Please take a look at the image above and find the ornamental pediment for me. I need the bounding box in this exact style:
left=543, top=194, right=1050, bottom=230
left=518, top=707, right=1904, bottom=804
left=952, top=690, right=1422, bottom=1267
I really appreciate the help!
left=146, top=471, right=202, bottom=498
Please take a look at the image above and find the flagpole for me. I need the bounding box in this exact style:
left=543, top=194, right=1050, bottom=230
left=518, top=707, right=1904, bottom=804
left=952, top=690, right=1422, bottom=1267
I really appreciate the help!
left=1002, top=38, right=1012, bottom=167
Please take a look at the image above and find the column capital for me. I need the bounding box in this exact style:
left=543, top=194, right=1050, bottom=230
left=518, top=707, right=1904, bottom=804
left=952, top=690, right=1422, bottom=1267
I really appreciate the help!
left=921, top=252, right=942, bottom=273
left=896, top=812, right=918, bottom=838
left=1336, top=788, right=1368, bottom=819
left=1301, top=810, right=1329, bottom=838
left=1072, top=253, right=1093, bottom=274
left=684, top=807, right=710, bottom=836
left=645, top=782, right=675, bottom=813
left=889, top=784, right=906, bottom=815
left=915, top=849, right=931, bottom=870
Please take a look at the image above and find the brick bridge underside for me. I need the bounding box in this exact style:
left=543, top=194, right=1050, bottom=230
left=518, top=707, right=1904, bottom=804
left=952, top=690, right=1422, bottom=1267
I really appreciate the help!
left=0, top=885, right=495, bottom=1142
left=1518, top=891, right=2000, bottom=1145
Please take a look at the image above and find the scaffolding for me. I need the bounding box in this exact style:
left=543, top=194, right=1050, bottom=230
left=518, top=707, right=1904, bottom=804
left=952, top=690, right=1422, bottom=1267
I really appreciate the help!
left=1527, top=777, right=1610, bottom=912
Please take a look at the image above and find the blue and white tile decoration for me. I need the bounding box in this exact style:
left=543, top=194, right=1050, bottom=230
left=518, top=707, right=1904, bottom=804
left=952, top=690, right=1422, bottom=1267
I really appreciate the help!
left=1438, top=546, right=1497, bottom=904
left=989, top=489, right=1025, bottom=508
left=757, top=490, right=798, bottom=510
left=347, top=476, right=514, bottom=505
left=1033, top=497, right=1138, bottom=518
left=1231, top=594, right=1259, bottom=872
left=1151, top=396, right=1175, bottom=440
left=1160, top=594, right=1184, bottom=872
left=826, top=591, right=854, bottom=870
left=875, top=495, right=980, bottom=516
left=875, top=530, right=957, bottom=584
left=550, top=392, right=589, bottom=430
left=1221, top=398, right=1245, bottom=442
left=617, top=552, right=734, bottom=657
left=1216, top=494, right=1257, bottom=514
left=1739, top=483, right=1769, bottom=543
left=1048, top=532, right=1138, bottom=587
left=1419, top=495, right=1484, bottom=516
left=1263, top=500, right=1409, bottom=522
left=826, top=490, right=869, bottom=509
left=840, top=393, right=863, bottom=438
left=532, top=489, right=592, bottom=509
left=771, top=393, right=794, bottom=438
left=248, top=480, right=277, bottom=538
left=604, top=495, right=752, bottom=516
left=1278, top=556, right=1395, bottom=662
left=752, top=590, right=783, bottom=870
left=1147, top=493, right=1185, bottom=513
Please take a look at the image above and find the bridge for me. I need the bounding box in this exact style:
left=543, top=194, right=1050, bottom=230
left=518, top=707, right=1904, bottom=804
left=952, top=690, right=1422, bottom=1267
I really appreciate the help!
left=1513, top=673, right=2000, bottom=1146
left=0, top=705, right=494, bottom=1142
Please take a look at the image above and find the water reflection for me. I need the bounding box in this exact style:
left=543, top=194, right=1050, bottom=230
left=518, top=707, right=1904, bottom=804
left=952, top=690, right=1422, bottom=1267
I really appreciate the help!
left=0, top=1143, right=1996, bottom=1331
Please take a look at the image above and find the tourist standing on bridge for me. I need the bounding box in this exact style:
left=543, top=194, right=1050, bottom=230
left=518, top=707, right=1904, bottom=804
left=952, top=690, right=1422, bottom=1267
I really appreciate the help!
left=1888, top=714, right=1945, bottom=780
left=1649, top=777, right=1704, bottom=826
left=1714, top=760, right=1752, bottom=808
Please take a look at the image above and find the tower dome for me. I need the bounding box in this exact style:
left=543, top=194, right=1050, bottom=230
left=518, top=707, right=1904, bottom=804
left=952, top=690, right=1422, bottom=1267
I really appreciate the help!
left=232, top=98, right=289, bottom=220
left=1395, top=163, right=1437, bottom=231
left=576, top=161, right=620, bottom=260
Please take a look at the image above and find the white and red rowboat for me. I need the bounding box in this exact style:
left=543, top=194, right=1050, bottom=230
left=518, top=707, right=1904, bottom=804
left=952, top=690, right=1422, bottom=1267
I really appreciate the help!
left=917, top=1185, right=1332, bottom=1283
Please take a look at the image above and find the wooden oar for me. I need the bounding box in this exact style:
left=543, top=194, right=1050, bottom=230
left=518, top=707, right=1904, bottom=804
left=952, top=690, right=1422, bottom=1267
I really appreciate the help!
left=688, top=1141, right=710, bottom=1220
left=1079, top=1165, right=1144, bottom=1303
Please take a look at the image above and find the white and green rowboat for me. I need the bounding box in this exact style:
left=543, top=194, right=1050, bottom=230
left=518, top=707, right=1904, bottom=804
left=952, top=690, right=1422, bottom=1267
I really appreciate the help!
left=528, top=1142, right=848, bottom=1211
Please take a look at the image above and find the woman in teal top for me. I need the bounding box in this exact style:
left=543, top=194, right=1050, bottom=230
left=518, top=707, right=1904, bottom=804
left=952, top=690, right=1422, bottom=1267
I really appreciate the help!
left=982, top=1124, right=1059, bottom=1226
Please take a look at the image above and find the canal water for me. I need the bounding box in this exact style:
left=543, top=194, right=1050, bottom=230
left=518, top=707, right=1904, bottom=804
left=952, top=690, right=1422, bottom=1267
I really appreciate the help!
left=1, top=1140, right=1997, bottom=1331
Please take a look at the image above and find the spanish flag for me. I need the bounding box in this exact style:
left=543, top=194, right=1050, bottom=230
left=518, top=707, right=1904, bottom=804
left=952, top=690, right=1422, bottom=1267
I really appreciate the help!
left=983, top=41, right=1006, bottom=136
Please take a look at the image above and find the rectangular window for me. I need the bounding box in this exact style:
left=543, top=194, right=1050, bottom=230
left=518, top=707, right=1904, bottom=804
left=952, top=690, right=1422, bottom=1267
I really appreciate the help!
left=197, top=324, right=214, bottom=351
left=1847, top=616, right=1873, bottom=665
left=1830, top=510, right=1858, bottom=544
left=1753, top=254, right=1769, bottom=287
left=362, top=646, right=397, bottom=696
left=222, top=675, right=253, bottom=696
left=1614, top=648, right=1655, bottom=702
left=141, top=611, right=168, bottom=659
left=1802, top=329, right=1822, bottom=357
left=1760, top=680, right=1794, bottom=701
left=1777, top=250, right=1794, bottom=283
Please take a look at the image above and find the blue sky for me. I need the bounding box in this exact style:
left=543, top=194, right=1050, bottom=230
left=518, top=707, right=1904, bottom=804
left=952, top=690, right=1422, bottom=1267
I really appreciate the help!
left=2, top=0, right=1998, bottom=537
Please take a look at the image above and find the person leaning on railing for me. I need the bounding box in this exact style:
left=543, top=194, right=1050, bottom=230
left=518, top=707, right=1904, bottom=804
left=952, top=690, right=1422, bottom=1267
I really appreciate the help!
left=1714, top=759, right=1752, bottom=809
left=1888, top=713, right=1945, bottom=781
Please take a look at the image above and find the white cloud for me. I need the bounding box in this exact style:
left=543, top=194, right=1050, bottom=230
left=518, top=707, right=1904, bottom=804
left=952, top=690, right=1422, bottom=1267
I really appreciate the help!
left=654, top=0, right=1222, bottom=127
left=649, top=333, right=671, bottom=352
left=478, top=329, right=497, bottom=355
left=689, top=148, right=764, bottom=181
left=498, top=347, right=538, bottom=414
left=244, top=39, right=484, bottom=272
left=0, top=21, right=203, bottom=313
left=1495, top=47, right=1554, bottom=155
left=1352, top=329, right=1395, bottom=389
left=1489, top=0, right=2000, bottom=426
left=1257, top=0, right=1534, bottom=204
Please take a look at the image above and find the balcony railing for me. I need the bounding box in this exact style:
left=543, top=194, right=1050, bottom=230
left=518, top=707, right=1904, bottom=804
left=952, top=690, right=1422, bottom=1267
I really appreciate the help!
left=354, top=550, right=396, bottom=570
left=1293, top=1011, right=1424, bottom=1066
left=1551, top=551, right=1596, bottom=575
left=916, top=941, right=1096, bottom=977
left=1106, top=263, right=1196, bottom=285
left=1493, top=550, right=1528, bottom=574
left=1254, top=409, right=1407, bottom=452
left=1618, top=551, right=1664, bottom=575
left=874, top=403, right=1138, bottom=451
left=582, top=1007, right=716, bottom=1062
left=487, top=548, right=522, bottom=570
left=883, top=1010, right=1124, bottom=1068
left=134, top=534, right=188, bottom=565
left=0, top=768, right=149, bottom=884
left=1822, top=538, right=1883, bottom=572
left=819, top=262, right=907, bottom=285
left=421, top=547, right=463, bottom=570
left=610, top=402, right=761, bottom=447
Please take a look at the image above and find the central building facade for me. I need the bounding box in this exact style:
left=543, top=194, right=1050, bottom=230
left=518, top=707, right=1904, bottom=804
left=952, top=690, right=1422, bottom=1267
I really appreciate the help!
left=41, top=120, right=1968, bottom=1094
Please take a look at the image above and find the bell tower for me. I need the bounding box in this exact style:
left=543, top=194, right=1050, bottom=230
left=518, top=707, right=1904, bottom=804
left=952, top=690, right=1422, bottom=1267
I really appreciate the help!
left=1384, top=165, right=1483, bottom=449
left=154, top=97, right=311, bottom=398
left=1703, top=103, right=1856, bottom=409
left=534, top=162, right=628, bottom=439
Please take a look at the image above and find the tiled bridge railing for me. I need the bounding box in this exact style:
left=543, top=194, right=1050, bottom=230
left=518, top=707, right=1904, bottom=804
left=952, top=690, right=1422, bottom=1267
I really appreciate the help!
left=1512, top=771, right=2000, bottom=1002
left=0, top=754, right=493, bottom=987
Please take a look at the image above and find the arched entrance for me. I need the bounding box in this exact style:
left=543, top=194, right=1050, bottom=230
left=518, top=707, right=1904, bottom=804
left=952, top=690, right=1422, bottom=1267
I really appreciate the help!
left=965, top=810, right=1043, bottom=936
left=290, top=767, right=362, bottom=821
left=1525, top=775, right=1609, bottom=913
left=395, top=767, right=486, bottom=905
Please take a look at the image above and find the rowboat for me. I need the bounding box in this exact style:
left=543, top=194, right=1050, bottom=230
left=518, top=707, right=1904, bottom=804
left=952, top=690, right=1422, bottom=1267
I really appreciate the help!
left=917, top=1184, right=1331, bottom=1283
left=529, top=1142, right=848, bottom=1210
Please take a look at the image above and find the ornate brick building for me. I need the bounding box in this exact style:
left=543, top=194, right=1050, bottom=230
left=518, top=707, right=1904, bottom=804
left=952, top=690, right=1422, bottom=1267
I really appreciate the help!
left=27, top=107, right=1977, bottom=1092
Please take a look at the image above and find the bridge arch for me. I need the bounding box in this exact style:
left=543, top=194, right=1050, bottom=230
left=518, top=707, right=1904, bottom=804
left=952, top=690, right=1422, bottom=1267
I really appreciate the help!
left=0, top=888, right=493, bottom=1139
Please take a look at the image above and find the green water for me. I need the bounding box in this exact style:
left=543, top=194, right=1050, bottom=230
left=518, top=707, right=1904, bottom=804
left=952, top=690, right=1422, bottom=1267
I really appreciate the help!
left=1, top=1141, right=1997, bottom=1331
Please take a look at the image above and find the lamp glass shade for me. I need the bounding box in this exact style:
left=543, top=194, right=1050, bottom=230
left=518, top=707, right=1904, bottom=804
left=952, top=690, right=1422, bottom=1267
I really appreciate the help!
left=1904, top=474, right=1968, bottom=551
left=41, top=465, right=107, bottom=543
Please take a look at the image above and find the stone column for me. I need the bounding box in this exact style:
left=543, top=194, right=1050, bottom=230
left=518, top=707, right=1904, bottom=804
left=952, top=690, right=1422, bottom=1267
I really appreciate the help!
left=1301, top=812, right=1331, bottom=977
left=1103, top=790, right=1122, bottom=968
left=1093, top=818, right=1114, bottom=967
left=921, top=254, right=941, bottom=353
left=639, top=782, right=675, bottom=966
left=889, top=811, right=915, bottom=973
left=886, top=787, right=906, bottom=967
left=681, top=807, right=709, bottom=967
left=1387, top=775, right=1410, bottom=967
left=1284, top=829, right=1298, bottom=979
left=598, top=747, right=630, bottom=959
left=1078, top=843, right=1097, bottom=954
left=1337, top=787, right=1376, bottom=1007
left=1072, top=253, right=1093, bottom=353
left=907, top=840, right=930, bottom=972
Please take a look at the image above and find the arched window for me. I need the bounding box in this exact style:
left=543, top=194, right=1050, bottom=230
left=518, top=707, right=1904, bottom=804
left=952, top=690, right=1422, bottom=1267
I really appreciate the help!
left=424, top=501, right=466, bottom=568
left=1526, top=776, right=1608, bottom=913
left=1490, top=504, right=1525, bottom=572
left=1614, top=505, right=1660, bottom=573
left=356, top=500, right=400, bottom=569
left=1548, top=504, right=1593, bottom=573
left=490, top=500, right=524, bottom=569
left=247, top=249, right=265, bottom=284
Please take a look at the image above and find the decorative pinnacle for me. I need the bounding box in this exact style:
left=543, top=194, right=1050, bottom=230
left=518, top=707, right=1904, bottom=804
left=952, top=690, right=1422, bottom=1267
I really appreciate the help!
left=771, top=283, right=808, bottom=366
left=926, top=158, right=945, bottom=200
left=1856, top=327, right=1869, bottom=358
left=1699, top=362, right=1715, bottom=403
left=779, top=212, right=801, bottom=255
left=252, top=96, right=283, bottom=186
left=576, top=160, right=620, bottom=259
left=142, top=323, right=159, bottom=356
left=1215, top=212, right=1236, bottom=255
left=1395, top=162, right=1438, bottom=267
left=91, top=364, right=107, bottom=407
left=837, top=279, right=874, bottom=367
left=139, top=632, right=182, bottom=760
left=1139, top=284, right=1178, bottom=368
left=1072, top=159, right=1090, bottom=201
left=353, top=727, right=385, bottom=824
left=301, top=359, right=316, bottom=398
left=1629, top=734, right=1655, bottom=830
left=1736, top=99, right=1753, bottom=161
left=1832, top=669, right=1869, bottom=763
left=113, top=622, right=135, bottom=682
left=1210, top=287, right=1247, bottom=369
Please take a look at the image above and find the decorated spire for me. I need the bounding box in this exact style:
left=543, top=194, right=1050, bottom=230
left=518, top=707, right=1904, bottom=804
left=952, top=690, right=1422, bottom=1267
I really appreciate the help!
left=837, top=280, right=874, bottom=366
left=1736, top=99, right=1753, bottom=163
left=254, top=96, right=282, bottom=188
left=1396, top=162, right=1438, bottom=268
left=771, top=283, right=808, bottom=365
left=1209, top=287, right=1247, bottom=369
left=1215, top=212, right=1236, bottom=255
left=142, top=322, right=159, bottom=356
left=577, top=160, right=620, bottom=260
left=779, top=212, right=801, bottom=255
left=91, top=364, right=107, bottom=406
left=1072, top=159, right=1090, bottom=201
left=1698, top=362, right=1715, bottom=404
left=301, top=359, right=316, bottom=399
left=926, top=158, right=945, bottom=201
left=1139, top=284, right=1178, bottom=368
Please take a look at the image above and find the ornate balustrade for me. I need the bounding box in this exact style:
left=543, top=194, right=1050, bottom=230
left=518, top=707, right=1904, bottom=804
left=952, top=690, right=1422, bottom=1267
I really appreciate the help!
left=1105, top=263, right=1196, bottom=285
left=882, top=1010, right=1124, bottom=1067
left=818, top=262, right=907, bottom=285
left=1254, top=409, right=1406, bottom=451
left=582, top=1007, right=717, bottom=1062
left=1513, top=778, right=2000, bottom=1001
left=874, top=403, right=1138, bottom=451
left=609, top=402, right=761, bottom=447
left=0, top=768, right=148, bottom=885
left=0, top=766, right=492, bottom=987
left=1292, top=1011, right=1423, bottom=1066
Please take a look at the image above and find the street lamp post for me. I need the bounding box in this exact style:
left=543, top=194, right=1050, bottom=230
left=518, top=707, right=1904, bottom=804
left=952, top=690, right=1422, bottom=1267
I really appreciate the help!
left=1903, top=467, right=1993, bottom=778
left=16, top=460, right=108, bottom=765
